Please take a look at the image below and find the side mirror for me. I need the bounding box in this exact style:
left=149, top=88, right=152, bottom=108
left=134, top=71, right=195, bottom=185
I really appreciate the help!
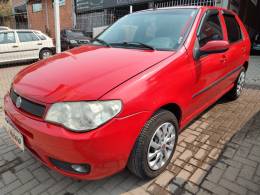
left=200, top=40, right=230, bottom=55
left=194, top=40, right=230, bottom=60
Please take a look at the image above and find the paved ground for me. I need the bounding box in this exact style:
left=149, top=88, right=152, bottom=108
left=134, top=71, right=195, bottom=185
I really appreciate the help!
left=0, top=57, right=260, bottom=195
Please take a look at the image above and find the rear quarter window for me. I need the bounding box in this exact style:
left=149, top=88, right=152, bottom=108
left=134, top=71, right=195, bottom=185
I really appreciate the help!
left=223, top=15, right=242, bottom=43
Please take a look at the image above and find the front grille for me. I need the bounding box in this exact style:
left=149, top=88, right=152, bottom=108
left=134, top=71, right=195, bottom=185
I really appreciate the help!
left=10, top=88, right=46, bottom=118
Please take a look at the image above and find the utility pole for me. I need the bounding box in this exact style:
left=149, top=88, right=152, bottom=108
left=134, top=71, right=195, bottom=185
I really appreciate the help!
left=130, top=5, right=133, bottom=14
left=54, top=0, right=61, bottom=53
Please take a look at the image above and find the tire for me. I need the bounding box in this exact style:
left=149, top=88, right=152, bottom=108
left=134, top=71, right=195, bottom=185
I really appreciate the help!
left=39, top=49, right=53, bottom=60
left=226, top=67, right=246, bottom=100
left=127, top=110, right=178, bottom=179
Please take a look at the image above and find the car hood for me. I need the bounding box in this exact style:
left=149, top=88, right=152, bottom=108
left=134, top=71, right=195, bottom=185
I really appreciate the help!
left=13, top=45, right=174, bottom=104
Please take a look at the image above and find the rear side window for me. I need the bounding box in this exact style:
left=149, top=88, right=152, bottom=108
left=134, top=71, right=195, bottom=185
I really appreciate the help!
left=17, top=32, right=39, bottom=42
left=0, top=32, right=16, bottom=44
left=223, top=15, right=242, bottom=43
left=199, top=14, right=223, bottom=47
left=34, top=31, right=47, bottom=40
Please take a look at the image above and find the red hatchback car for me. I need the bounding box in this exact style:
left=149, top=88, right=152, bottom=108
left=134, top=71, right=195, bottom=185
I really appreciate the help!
left=4, top=6, right=250, bottom=180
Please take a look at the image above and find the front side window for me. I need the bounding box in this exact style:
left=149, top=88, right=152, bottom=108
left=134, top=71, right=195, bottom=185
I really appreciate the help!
left=224, top=15, right=242, bottom=43
left=0, top=32, right=16, bottom=44
left=96, top=9, right=198, bottom=51
left=17, top=32, right=39, bottom=42
left=199, top=13, right=223, bottom=47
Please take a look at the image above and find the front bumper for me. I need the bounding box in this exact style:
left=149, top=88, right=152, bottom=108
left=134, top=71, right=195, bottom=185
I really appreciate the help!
left=4, top=94, right=150, bottom=180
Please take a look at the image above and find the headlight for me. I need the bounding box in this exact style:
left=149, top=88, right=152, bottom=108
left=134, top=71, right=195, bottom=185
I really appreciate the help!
left=45, top=100, right=122, bottom=132
left=69, top=40, right=77, bottom=44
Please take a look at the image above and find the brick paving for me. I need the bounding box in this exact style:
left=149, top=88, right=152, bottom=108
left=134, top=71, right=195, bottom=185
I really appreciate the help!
left=0, top=58, right=260, bottom=195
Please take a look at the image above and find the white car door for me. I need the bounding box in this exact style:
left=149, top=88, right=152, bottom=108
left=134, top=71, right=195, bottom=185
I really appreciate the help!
left=0, top=31, right=20, bottom=64
left=16, top=31, right=42, bottom=60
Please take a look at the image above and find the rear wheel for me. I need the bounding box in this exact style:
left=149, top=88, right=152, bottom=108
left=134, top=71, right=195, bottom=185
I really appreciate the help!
left=226, top=67, right=246, bottom=100
left=39, top=49, right=53, bottom=60
left=127, top=110, right=178, bottom=179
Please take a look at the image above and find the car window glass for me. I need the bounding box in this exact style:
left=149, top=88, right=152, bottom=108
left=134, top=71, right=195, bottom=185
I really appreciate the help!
left=224, top=15, right=242, bottom=43
left=199, top=14, right=223, bottom=47
left=17, top=32, right=39, bottom=42
left=97, top=9, right=198, bottom=51
left=0, top=32, right=16, bottom=44
left=35, top=32, right=47, bottom=40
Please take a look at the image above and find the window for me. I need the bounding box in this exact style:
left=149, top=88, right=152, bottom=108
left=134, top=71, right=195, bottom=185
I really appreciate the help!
left=199, top=14, right=223, bottom=47
left=32, top=2, right=42, bottom=12
left=224, top=15, right=242, bottom=43
left=17, top=32, right=39, bottom=42
left=34, top=31, right=47, bottom=40
left=0, top=32, right=16, bottom=44
left=97, top=9, right=198, bottom=51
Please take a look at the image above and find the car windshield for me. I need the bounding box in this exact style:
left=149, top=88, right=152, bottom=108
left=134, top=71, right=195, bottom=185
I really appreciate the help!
left=96, top=8, right=197, bottom=51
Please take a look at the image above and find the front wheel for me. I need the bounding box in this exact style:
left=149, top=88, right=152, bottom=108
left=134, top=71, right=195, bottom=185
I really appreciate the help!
left=127, top=110, right=178, bottom=179
left=226, top=67, right=246, bottom=100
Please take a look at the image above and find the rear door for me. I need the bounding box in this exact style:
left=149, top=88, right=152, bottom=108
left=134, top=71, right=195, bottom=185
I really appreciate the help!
left=222, top=12, right=246, bottom=83
left=0, top=31, right=20, bottom=63
left=16, top=31, right=41, bottom=60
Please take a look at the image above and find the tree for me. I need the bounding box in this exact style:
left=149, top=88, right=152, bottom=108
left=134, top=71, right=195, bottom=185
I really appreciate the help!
left=0, top=1, right=12, bottom=17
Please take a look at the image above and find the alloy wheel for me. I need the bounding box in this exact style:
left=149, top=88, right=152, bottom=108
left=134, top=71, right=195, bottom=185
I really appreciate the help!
left=236, top=71, right=246, bottom=96
left=147, top=122, right=176, bottom=170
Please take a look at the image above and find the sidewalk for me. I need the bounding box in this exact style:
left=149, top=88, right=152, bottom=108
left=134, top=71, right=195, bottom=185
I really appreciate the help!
left=0, top=57, right=260, bottom=195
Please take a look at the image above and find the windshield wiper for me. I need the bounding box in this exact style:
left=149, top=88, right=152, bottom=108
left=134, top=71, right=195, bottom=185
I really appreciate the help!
left=92, top=38, right=111, bottom=47
left=112, top=42, right=156, bottom=50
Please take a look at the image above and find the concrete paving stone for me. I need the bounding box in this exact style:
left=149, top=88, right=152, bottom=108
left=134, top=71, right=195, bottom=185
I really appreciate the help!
left=239, top=165, right=256, bottom=180
left=166, top=183, right=180, bottom=194
left=233, top=155, right=258, bottom=168
left=0, top=180, right=22, bottom=195
left=189, top=168, right=207, bottom=185
left=248, top=154, right=260, bottom=163
left=11, top=179, right=39, bottom=195
left=196, top=188, right=211, bottom=195
left=155, top=170, right=174, bottom=188
left=236, top=177, right=260, bottom=192
left=30, top=178, right=56, bottom=195
left=206, top=167, right=224, bottom=183
left=223, top=147, right=236, bottom=159
left=32, top=168, right=50, bottom=182
left=47, top=178, right=73, bottom=195
left=16, top=169, right=34, bottom=184
left=201, top=180, right=229, bottom=195
left=236, top=146, right=251, bottom=158
left=219, top=178, right=247, bottom=195
left=1, top=171, right=17, bottom=185
left=173, top=169, right=191, bottom=186
left=223, top=166, right=240, bottom=182
left=184, top=181, right=199, bottom=194
left=179, top=150, right=193, bottom=162
left=194, top=149, right=208, bottom=161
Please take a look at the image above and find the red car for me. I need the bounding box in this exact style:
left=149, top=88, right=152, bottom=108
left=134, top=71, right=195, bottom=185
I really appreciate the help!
left=4, top=6, right=250, bottom=180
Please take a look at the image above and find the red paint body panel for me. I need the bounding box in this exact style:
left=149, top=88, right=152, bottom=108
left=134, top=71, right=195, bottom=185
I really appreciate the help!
left=4, top=6, right=251, bottom=180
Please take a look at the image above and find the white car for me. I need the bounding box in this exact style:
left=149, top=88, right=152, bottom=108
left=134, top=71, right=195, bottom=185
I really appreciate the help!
left=0, top=29, right=55, bottom=65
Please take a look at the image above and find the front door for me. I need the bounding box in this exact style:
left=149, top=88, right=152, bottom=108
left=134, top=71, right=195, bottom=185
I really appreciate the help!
left=192, top=10, right=227, bottom=110
left=16, top=31, right=41, bottom=60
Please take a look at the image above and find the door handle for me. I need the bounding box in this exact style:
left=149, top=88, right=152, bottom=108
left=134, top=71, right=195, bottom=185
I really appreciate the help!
left=12, top=45, right=19, bottom=48
left=242, top=47, right=246, bottom=53
left=220, top=55, right=227, bottom=63
left=37, top=43, right=43, bottom=45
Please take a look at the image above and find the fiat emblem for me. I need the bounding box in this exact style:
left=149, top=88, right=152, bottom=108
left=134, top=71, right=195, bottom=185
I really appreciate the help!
left=16, top=96, right=22, bottom=108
